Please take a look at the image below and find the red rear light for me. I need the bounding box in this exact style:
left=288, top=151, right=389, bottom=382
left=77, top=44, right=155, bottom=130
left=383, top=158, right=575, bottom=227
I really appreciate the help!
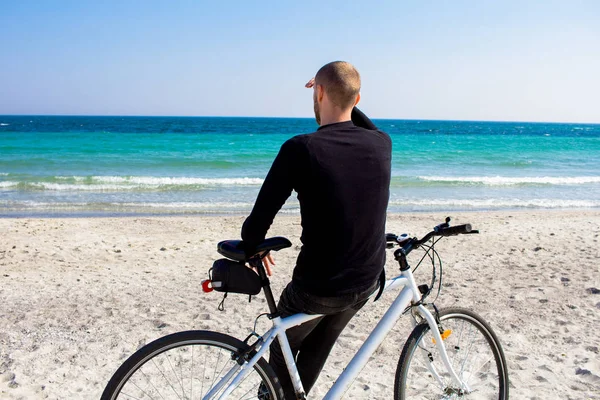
left=201, top=279, right=214, bottom=293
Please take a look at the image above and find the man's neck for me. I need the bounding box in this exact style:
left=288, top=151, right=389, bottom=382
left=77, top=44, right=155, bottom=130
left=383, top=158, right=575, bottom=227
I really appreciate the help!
left=319, top=111, right=353, bottom=127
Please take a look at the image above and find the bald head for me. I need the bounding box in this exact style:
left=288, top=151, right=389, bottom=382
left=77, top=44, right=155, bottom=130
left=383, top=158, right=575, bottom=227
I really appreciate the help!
left=315, top=61, right=361, bottom=110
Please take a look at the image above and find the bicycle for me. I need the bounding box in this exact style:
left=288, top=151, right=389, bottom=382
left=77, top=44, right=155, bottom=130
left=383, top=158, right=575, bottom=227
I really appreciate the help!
left=101, top=217, right=509, bottom=399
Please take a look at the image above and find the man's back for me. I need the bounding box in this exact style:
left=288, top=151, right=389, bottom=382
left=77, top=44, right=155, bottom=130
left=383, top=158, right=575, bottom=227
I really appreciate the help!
left=289, top=120, right=391, bottom=296
left=242, top=113, right=391, bottom=296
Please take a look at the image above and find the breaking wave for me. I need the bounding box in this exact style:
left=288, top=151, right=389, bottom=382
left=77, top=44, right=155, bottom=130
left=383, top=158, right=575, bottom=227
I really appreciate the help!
left=0, top=176, right=264, bottom=191
left=417, top=176, right=600, bottom=186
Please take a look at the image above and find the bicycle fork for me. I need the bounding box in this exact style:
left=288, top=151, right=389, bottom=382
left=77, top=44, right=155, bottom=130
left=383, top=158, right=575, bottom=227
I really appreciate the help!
left=415, top=305, right=472, bottom=394
left=399, top=248, right=471, bottom=395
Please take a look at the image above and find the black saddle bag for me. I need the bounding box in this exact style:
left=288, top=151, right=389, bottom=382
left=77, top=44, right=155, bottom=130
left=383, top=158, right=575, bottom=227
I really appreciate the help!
left=210, top=258, right=262, bottom=296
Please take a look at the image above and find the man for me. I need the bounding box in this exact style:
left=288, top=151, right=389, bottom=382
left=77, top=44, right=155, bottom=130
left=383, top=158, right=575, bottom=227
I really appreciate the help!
left=241, top=61, right=392, bottom=399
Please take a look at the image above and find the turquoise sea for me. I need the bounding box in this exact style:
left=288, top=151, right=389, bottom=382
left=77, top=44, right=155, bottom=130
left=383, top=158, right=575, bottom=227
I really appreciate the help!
left=1, top=116, right=599, bottom=217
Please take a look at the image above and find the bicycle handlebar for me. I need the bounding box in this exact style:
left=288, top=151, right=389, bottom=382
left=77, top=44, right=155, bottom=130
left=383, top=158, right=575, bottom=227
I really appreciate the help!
left=437, top=223, right=472, bottom=236
left=387, top=218, right=478, bottom=259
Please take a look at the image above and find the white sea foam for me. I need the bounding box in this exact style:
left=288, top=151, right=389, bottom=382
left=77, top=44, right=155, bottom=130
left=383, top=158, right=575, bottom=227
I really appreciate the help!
left=0, top=172, right=8, bottom=176
left=0, top=199, right=301, bottom=214
left=89, top=176, right=263, bottom=186
left=0, top=182, right=127, bottom=191
left=418, top=176, right=600, bottom=186
left=92, top=176, right=263, bottom=186
left=116, top=201, right=300, bottom=211
left=0, top=176, right=265, bottom=191
left=116, top=202, right=254, bottom=209
left=0, top=123, right=9, bottom=126
left=1, top=197, right=595, bottom=213
left=0, top=200, right=90, bottom=207
left=280, top=208, right=301, bottom=214
left=389, top=198, right=600, bottom=209
left=45, top=175, right=599, bottom=189
left=55, top=176, right=87, bottom=181
left=0, top=181, right=17, bottom=188
left=41, top=183, right=128, bottom=191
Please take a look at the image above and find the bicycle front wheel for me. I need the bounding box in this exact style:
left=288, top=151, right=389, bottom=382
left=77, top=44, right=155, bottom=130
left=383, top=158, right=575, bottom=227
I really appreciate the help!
left=395, top=308, right=509, bottom=400
left=101, top=330, right=284, bottom=400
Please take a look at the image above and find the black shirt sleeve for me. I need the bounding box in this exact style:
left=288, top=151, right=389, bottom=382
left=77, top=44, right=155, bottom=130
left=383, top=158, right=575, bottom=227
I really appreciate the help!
left=351, top=107, right=377, bottom=130
left=241, top=138, right=301, bottom=254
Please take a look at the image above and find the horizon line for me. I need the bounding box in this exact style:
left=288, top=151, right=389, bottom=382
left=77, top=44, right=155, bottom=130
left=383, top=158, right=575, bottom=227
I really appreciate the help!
left=1, top=113, right=599, bottom=125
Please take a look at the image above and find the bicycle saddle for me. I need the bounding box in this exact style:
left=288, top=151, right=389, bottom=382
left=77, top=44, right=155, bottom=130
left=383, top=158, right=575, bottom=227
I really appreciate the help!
left=217, top=236, right=292, bottom=262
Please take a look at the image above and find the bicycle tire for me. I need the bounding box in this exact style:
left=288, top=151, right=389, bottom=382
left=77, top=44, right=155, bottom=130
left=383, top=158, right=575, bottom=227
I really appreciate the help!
left=101, top=330, right=284, bottom=400
left=395, top=307, right=509, bottom=399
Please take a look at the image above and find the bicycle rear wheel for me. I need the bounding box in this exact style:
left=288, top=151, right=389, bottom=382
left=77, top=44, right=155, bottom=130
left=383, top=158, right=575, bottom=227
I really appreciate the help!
left=101, top=330, right=284, bottom=400
left=395, top=308, right=509, bottom=400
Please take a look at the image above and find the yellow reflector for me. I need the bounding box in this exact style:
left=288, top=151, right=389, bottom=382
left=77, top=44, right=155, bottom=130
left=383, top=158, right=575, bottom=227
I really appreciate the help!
left=432, top=329, right=452, bottom=344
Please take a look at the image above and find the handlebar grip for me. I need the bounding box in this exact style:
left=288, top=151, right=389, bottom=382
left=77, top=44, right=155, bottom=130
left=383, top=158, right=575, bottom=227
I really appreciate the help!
left=439, top=224, right=472, bottom=236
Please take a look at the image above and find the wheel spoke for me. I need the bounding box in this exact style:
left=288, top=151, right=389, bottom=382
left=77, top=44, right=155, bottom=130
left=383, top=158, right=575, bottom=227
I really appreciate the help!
left=119, top=390, right=144, bottom=399
left=151, top=357, right=183, bottom=399
left=209, top=349, right=224, bottom=392
left=458, top=322, right=476, bottom=379
left=466, top=353, right=494, bottom=385
left=165, top=352, right=186, bottom=398
left=207, top=350, right=239, bottom=398
left=139, top=365, right=167, bottom=399
left=201, top=345, right=207, bottom=397
left=233, top=376, right=259, bottom=400
left=101, top=332, right=280, bottom=400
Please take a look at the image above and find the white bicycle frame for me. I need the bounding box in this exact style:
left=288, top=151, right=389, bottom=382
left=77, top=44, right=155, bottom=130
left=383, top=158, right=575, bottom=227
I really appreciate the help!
left=207, top=265, right=469, bottom=400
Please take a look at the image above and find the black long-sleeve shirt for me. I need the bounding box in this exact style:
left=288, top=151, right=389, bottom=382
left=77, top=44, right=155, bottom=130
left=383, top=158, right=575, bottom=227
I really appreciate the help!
left=242, top=108, right=392, bottom=296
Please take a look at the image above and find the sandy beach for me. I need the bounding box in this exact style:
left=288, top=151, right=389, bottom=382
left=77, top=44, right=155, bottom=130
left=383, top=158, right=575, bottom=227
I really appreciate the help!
left=1, top=211, right=599, bottom=399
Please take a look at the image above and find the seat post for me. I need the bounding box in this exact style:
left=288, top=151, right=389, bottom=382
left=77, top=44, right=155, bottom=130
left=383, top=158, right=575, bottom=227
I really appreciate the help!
left=251, top=258, right=279, bottom=316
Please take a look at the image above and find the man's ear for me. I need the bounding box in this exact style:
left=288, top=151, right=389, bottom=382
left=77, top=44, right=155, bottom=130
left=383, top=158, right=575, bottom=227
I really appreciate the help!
left=317, top=85, right=325, bottom=102
left=354, top=92, right=361, bottom=106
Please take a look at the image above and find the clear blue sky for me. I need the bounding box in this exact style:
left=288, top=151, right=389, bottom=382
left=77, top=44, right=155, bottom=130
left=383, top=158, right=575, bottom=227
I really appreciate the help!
left=1, top=1, right=599, bottom=122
